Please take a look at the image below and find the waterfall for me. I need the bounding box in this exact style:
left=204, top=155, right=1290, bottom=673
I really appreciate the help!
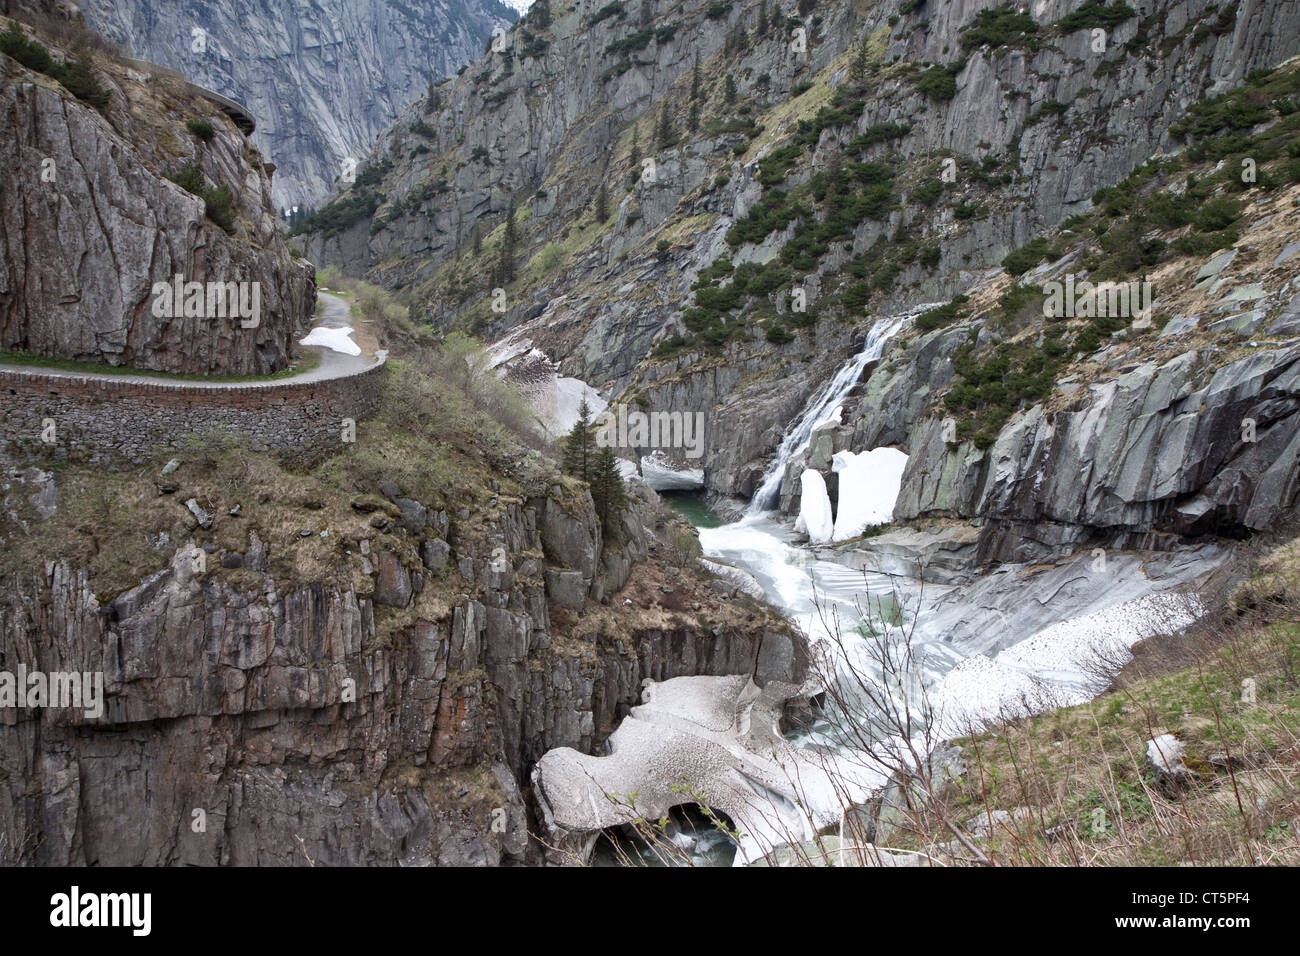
left=747, top=304, right=938, bottom=514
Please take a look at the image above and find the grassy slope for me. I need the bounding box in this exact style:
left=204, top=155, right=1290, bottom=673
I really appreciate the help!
left=888, top=538, right=1300, bottom=866
left=0, top=358, right=530, bottom=602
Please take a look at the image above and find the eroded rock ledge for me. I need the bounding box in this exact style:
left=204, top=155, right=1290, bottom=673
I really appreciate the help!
left=0, top=472, right=802, bottom=865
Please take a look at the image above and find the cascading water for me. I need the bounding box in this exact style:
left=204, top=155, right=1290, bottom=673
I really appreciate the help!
left=659, top=307, right=1216, bottom=864
left=746, top=303, right=940, bottom=514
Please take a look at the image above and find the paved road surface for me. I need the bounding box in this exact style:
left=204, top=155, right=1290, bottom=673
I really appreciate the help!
left=0, top=291, right=380, bottom=388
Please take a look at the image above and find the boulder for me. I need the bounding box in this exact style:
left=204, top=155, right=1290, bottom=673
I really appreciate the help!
left=374, top=551, right=413, bottom=607
left=1146, top=734, right=1200, bottom=793
left=420, top=538, right=451, bottom=574
left=544, top=568, right=588, bottom=609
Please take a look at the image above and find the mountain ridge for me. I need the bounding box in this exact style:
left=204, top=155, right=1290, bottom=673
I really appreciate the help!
left=81, top=0, right=519, bottom=209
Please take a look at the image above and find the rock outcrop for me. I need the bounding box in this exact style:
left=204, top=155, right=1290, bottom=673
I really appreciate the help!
left=0, top=469, right=802, bottom=865
left=81, top=0, right=519, bottom=209
left=0, top=17, right=314, bottom=374
left=896, top=335, right=1300, bottom=563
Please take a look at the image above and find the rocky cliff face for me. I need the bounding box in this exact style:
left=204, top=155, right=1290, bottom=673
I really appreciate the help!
left=0, top=13, right=313, bottom=374
left=895, top=336, right=1300, bottom=559
left=300, top=0, right=862, bottom=289
left=301, top=0, right=1300, bottom=559
left=690, top=0, right=1300, bottom=506
left=0, top=452, right=802, bottom=865
left=0, top=3, right=805, bottom=868
left=80, top=0, right=518, bottom=210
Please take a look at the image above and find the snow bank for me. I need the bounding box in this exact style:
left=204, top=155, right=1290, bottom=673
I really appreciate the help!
left=299, top=325, right=360, bottom=355
left=485, top=337, right=606, bottom=437
left=932, top=591, right=1205, bottom=736
left=551, top=377, right=607, bottom=435
left=798, top=469, right=834, bottom=544
left=831, top=447, right=908, bottom=541
left=640, top=452, right=704, bottom=491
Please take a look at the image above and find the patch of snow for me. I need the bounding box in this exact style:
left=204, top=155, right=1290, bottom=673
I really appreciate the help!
left=299, top=325, right=360, bottom=355
left=798, top=469, right=834, bottom=544
left=830, top=447, right=908, bottom=541
left=933, top=591, right=1204, bottom=736
left=640, top=452, right=704, bottom=491
left=551, top=377, right=606, bottom=435
left=486, top=336, right=606, bottom=437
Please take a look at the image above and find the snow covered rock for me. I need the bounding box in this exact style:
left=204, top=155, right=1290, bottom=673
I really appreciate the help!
left=831, top=447, right=908, bottom=542
left=1146, top=734, right=1200, bottom=794
left=699, top=558, right=766, bottom=600
left=798, top=469, right=834, bottom=544
left=532, top=674, right=884, bottom=866
left=640, top=452, right=704, bottom=491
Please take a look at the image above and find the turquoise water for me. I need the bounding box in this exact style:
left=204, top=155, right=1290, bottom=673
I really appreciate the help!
left=662, top=491, right=723, bottom=528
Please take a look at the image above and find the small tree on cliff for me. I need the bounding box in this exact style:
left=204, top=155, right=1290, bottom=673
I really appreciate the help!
left=850, top=35, right=872, bottom=89
left=657, top=103, right=673, bottom=149
left=589, top=446, right=628, bottom=538
left=491, top=201, right=518, bottom=286
left=503, top=201, right=518, bottom=273
left=629, top=125, right=642, bottom=188
left=562, top=402, right=626, bottom=536
left=562, top=399, right=597, bottom=482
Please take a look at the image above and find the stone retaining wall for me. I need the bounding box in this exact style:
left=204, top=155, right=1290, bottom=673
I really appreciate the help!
left=0, top=360, right=386, bottom=467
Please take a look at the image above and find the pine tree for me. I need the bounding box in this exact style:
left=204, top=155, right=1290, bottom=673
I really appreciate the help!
left=471, top=223, right=482, bottom=256
left=850, top=35, right=871, bottom=88
left=499, top=201, right=518, bottom=283
left=657, top=102, right=672, bottom=149
left=562, top=400, right=598, bottom=483
left=757, top=0, right=769, bottom=37
left=688, top=100, right=699, bottom=134
left=724, top=74, right=737, bottom=106
left=826, top=153, right=844, bottom=197
left=589, top=446, right=628, bottom=538
left=531, top=0, right=552, bottom=29
left=690, top=58, right=701, bottom=102
left=596, top=180, right=608, bottom=221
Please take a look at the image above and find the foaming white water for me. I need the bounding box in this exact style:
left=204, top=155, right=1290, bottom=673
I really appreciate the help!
left=698, top=516, right=904, bottom=647
left=747, top=304, right=937, bottom=513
